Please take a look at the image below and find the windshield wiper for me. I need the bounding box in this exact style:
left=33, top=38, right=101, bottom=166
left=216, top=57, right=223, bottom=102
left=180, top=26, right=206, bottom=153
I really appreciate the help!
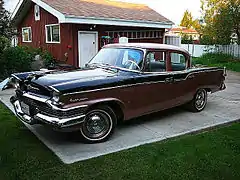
left=87, top=63, right=119, bottom=73
left=86, top=63, right=99, bottom=68
left=98, top=63, right=119, bottom=73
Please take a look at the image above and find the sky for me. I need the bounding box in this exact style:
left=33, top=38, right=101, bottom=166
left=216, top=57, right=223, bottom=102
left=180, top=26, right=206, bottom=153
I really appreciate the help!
left=4, top=0, right=202, bottom=25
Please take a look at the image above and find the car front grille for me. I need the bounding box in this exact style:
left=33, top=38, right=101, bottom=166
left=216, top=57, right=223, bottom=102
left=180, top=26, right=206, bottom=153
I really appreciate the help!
left=18, top=95, right=85, bottom=118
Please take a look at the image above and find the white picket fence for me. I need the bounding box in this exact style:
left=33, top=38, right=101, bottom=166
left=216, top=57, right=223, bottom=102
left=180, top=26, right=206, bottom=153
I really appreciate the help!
left=181, top=44, right=240, bottom=58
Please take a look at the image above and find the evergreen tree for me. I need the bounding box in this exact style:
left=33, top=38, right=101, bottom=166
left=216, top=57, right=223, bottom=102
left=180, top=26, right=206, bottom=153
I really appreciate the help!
left=180, top=10, right=193, bottom=29
left=0, top=0, right=15, bottom=39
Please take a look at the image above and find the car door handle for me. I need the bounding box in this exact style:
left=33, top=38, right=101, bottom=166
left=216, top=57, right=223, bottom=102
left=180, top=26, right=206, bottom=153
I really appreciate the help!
left=165, top=77, right=174, bottom=83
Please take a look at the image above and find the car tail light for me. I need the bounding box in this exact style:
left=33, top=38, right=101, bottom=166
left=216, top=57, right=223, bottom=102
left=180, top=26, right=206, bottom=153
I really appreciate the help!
left=223, top=67, right=227, bottom=77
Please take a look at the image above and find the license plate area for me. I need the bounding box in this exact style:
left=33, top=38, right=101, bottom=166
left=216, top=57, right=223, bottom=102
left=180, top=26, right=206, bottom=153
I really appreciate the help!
left=20, top=101, right=30, bottom=115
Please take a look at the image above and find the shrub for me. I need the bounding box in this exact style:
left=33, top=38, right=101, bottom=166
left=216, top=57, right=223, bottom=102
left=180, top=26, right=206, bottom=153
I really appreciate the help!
left=192, top=52, right=240, bottom=72
left=194, top=53, right=235, bottom=65
left=0, top=36, right=10, bottom=53
left=0, top=45, right=55, bottom=79
left=0, top=46, right=33, bottom=78
left=181, top=34, right=193, bottom=44
left=41, top=50, right=54, bottom=67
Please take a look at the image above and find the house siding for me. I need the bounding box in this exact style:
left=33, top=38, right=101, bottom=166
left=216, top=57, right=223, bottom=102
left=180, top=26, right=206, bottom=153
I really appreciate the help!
left=18, top=2, right=73, bottom=63
left=72, top=24, right=164, bottom=67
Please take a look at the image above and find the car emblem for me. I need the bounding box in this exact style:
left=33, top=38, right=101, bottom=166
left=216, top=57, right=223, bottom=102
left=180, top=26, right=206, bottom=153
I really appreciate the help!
left=27, top=85, right=39, bottom=91
left=70, top=98, right=88, bottom=103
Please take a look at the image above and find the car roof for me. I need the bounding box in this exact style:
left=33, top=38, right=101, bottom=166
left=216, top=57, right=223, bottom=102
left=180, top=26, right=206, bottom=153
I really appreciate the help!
left=104, top=43, right=190, bottom=55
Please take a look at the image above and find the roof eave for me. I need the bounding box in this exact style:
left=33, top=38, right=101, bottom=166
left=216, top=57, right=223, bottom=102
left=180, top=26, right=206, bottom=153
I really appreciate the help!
left=63, top=15, right=173, bottom=29
left=11, top=0, right=66, bottom=26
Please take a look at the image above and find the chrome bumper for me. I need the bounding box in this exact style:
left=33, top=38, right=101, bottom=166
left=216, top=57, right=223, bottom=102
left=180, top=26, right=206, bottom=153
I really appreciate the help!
left=12, top=98, right=86, bottom=129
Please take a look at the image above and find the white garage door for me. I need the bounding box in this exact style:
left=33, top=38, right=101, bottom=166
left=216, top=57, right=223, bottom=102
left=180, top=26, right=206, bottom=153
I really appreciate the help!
left=78, top=31, right=98, bottom=67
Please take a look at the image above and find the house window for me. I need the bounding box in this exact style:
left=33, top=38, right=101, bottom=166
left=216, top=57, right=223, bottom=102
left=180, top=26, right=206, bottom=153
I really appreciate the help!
left=106, top=30, right=163, bottom=40
left=22, top=27, right=32, bottom=42
left=34, top=5, right=40, bottom=21
left=45, top=24, right=60, bottom=43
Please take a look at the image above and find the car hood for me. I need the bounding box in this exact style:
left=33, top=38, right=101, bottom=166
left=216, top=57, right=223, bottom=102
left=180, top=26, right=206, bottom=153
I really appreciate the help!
left=13, top=67, right=133, bottom=94
left=32, top=68, right=116, bottom=86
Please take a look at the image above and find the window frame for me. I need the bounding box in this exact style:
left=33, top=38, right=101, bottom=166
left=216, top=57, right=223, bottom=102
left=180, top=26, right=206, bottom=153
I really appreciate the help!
left=45, top=24, right=61, bottom=44
left=143, top=50, right=168, bottom=73
left=22, top=27, right=32, bottom=43
left=34, top=5, right=40, bottom=21
left=169, top=51, right=189, bottom=72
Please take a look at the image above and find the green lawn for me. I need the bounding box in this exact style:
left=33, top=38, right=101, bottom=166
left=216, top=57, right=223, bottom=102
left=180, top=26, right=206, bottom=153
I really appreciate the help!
left=193, top=53, right=240, bottom=72
left=0, top=104, right=240, bottom=180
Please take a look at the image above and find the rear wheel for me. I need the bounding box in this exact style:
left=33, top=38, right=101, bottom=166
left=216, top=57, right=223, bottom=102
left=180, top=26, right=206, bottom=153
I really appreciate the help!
left=186, top=89, right=208, bottom=112
left=80, top=105, right=117, bottom=143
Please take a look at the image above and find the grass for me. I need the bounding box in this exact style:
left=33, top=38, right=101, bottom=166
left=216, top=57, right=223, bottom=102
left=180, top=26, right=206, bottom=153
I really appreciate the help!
left=0, top=104, right=240, bottom=180
left=193, top=53, right=240, bottom=72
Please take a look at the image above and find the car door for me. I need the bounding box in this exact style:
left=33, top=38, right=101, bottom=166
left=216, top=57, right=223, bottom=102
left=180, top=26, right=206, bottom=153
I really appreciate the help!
left=168, top=51, right=196, bottom=106
left=133, top=50, right=178, bottom=114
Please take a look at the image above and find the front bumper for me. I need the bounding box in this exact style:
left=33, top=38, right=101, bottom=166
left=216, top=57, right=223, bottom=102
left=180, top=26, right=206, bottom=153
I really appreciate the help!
left=11, top=95, right=86, bottom=129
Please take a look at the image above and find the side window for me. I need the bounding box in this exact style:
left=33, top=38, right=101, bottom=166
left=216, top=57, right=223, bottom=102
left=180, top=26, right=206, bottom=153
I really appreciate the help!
left=45, top=24, right=60, bottom=43
left=170, top=52, right=187, bottom=71
left=146, top=51, right=166, bottom=72
left=22, top=27, right=32, bottom=42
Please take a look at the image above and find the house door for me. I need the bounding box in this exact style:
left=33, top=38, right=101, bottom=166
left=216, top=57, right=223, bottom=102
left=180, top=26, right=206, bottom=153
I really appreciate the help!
left=78, top=31, right=98, bottom=67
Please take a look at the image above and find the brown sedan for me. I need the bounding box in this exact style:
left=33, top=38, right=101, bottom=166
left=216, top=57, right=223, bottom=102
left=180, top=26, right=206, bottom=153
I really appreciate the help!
left=11, top=43, right=226, bottom=143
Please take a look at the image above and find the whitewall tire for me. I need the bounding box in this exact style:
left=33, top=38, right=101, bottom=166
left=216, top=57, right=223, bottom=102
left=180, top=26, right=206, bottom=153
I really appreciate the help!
left=80, top=106, right=117, bottom=143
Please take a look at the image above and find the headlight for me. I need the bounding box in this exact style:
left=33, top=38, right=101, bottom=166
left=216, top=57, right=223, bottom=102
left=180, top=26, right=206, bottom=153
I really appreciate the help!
left=52, top=91, right=60, bottom=103
left=13, top=80, right=20, bottom=89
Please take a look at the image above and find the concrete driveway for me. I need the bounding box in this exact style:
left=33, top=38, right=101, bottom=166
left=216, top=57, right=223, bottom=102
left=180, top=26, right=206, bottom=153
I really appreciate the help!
left=0, top=71, right=240, bottom=164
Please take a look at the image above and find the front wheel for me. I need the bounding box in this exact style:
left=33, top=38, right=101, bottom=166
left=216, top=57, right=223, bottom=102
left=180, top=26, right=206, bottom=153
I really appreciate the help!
left=80, top=106, right=117, bottom=143
left=186, top=89, right=208, bottom=112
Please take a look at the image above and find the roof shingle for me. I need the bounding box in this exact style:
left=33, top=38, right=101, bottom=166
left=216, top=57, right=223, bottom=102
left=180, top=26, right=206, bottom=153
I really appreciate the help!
left=41, top=0, right=173, bottom=23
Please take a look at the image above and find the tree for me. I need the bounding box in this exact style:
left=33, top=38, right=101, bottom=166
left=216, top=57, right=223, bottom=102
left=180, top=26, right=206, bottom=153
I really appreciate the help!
left=180, top=10, right=202, bottom=34
left=181, top=34, right=193, bottom=44
left=180, top=10, right=193, bottom=29
left=0, top=0, right=15, bottom=39
left=201, top=0, right=240, bottom=45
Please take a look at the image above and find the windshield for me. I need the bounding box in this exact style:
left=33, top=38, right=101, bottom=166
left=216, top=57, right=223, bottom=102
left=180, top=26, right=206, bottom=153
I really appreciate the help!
left=88, top=48, right=144, bottom=71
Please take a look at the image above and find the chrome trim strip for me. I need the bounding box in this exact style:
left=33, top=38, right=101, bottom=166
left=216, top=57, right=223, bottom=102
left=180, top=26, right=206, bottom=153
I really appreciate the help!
left=13, top=99, right=85, bottom=128
left=49, top=86, right=60, bottom=93
left=12, top=74, right=21, bottom=81
left=46, top=100, right=88, bottom=111
left=63, top=68, right=224, bottom=96
left=63, top=80, right=166, bottom=95
left=23, top=93, right=88, bottom=111
left=36, top=113, right=85, bottom=126
left=13, top=100, right=34, bottom=124
left=23, top=93, right=49, bottom=103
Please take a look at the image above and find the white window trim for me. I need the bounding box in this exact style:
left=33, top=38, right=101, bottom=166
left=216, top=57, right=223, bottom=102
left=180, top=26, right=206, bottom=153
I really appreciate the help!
left=45, top=24, right=61, bottom=44
left=34, top=4, right=40, bottom=21
left=22, top=27, right=32, bottom=43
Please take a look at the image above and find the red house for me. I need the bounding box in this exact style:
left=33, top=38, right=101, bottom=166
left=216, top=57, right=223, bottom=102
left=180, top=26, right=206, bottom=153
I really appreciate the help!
left=12, top=0, right=173, bottom=67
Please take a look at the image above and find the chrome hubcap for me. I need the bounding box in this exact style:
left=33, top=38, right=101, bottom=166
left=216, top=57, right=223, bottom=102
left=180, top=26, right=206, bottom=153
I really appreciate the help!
left=195, top=90, right=206, bottom=110
left=82, top=110, right=111, bottom=140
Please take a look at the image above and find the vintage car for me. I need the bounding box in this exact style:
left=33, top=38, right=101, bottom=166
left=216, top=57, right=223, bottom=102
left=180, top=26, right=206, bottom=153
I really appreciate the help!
left=10, top=43, right=226, bottom=143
